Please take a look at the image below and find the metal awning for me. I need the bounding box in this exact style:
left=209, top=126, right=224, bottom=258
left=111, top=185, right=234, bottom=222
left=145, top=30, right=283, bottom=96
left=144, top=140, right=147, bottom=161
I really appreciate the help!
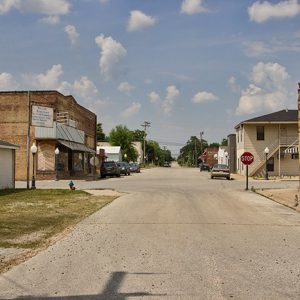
left=58, top=140, right=96, bottom=153
left=284, top=146, right=299, bottom=154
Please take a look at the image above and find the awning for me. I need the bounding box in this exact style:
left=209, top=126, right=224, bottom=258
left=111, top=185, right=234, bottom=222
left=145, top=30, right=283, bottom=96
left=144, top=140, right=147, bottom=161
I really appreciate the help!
left=284, top=146, right=299, bottom=154
left=58, top=140, right=96, bottom=153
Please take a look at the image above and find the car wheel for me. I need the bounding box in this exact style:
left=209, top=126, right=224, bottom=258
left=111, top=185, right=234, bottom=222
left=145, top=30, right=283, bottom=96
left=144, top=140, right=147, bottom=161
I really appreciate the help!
left=211, top=176, right=213, bottom=179
left=226, top=177, right=230, bottom=180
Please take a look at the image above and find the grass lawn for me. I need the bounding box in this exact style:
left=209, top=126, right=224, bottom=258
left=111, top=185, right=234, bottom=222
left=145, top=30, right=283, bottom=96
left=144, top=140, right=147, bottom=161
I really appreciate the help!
left=0, top=189, right=117, bottom=272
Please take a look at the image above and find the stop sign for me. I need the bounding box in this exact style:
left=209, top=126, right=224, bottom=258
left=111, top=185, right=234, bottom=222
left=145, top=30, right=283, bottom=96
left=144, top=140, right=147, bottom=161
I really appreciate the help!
left=241, top=152, right=254, bottom=165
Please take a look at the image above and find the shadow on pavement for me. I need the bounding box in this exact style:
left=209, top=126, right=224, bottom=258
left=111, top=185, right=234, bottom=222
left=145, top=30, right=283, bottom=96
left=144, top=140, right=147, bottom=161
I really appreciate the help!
left=3, top=271, right=167, bottom=300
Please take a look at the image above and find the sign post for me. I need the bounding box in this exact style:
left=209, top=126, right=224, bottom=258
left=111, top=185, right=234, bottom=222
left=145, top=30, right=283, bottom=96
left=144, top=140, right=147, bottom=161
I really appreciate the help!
left=241, top=152, right=254, bottom=190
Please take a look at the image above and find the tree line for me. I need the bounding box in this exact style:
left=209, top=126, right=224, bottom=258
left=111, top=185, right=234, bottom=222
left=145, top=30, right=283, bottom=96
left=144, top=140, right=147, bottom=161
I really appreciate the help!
left=97, top=123, right=172, bottom=165
left=177, top=136, right=227, bottom=167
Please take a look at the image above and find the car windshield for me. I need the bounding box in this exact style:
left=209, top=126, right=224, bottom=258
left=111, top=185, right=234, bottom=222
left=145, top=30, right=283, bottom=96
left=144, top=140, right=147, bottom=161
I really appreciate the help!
left=104, top=162, right=115, bottom=167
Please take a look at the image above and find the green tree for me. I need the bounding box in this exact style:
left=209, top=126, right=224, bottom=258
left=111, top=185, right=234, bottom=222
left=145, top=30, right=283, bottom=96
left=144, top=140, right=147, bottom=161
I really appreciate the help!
left=177, top=136, right=208, bottom=167
left=221, top=138, right=228, bottom=146
left=96, top=123, right=106, bottom=141
left=109, top=125, right=138, bottom=162
left=132, top=129, right=145, bottom=142
left=209, top=142, right=220, bottom=148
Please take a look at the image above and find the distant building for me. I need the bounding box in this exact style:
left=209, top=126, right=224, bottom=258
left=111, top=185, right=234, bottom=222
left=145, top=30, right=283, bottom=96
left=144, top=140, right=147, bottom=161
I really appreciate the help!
left=217, top=146, right=229, bottom=165
left=0, top=140, right=19, bottom=189
left=235, top=109, right=298, bottom=177
left=98, top=145, right=121, bottom=162
left=97, top=141, right=143, bottom=163
left=199, top=147, right=218, bottom=168
left=0, top=91, right=96, bottom=180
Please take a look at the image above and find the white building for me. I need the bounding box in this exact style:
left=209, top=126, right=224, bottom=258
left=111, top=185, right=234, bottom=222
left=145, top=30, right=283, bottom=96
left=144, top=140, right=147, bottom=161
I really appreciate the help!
left=217, top=147, right=229, bottom=165
left=97, top=146, right=121, bottom=162
left=0, top=140, right=19, bottom=189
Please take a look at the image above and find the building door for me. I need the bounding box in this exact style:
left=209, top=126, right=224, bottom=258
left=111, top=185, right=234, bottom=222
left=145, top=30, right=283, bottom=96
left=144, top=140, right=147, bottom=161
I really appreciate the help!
left=0, top=149, right=13, bottom=188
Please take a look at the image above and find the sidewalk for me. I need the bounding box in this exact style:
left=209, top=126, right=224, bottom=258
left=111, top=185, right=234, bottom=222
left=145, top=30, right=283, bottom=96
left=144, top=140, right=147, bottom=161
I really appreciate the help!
left=256, top=188, right=300, bottom=212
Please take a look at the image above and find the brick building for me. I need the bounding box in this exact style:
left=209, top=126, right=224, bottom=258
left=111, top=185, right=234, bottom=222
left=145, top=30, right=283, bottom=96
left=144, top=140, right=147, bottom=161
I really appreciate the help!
left=0, top=91, right=97, bottom=181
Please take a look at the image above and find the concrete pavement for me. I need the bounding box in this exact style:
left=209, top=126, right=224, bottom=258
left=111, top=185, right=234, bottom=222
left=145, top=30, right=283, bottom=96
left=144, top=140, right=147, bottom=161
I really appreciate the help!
left=1, top=166, right=300, bottom=299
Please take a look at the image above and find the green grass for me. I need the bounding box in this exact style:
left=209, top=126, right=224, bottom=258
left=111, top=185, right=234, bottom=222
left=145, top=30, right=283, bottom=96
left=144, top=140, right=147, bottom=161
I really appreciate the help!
left=0, top=189, right=117, bottom=271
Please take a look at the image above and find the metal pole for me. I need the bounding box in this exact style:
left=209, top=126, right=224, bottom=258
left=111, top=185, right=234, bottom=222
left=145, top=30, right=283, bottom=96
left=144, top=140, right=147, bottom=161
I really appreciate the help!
left=26, top=91, right=31, bottom=189
left=265, top=153, right=269, bottom=180
left=31, top=153, right=36, bottom=189
left=246, top=165, right=249, bottom=190
left=55, top=153, right=59, bottom=181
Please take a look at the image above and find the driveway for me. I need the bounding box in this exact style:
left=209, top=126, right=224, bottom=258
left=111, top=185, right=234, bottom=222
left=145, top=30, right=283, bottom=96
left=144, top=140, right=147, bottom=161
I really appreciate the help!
left=1, top=166, right=300, bottom=299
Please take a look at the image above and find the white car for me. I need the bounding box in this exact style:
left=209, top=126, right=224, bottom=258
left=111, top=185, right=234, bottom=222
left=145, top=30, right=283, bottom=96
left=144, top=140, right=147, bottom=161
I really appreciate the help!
left=210, top=164, right=230, bottom=180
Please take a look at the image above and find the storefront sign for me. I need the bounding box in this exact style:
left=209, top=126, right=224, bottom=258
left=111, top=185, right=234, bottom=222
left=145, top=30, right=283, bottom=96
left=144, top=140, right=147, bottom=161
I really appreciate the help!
left=32, top=105, right=54, bottom=128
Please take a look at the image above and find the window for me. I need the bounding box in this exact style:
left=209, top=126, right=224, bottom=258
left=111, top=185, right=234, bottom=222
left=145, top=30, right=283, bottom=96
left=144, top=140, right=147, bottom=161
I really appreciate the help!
left=291, top=154, right=299, bottom=160
left=256, top=126, right=264, bottom=140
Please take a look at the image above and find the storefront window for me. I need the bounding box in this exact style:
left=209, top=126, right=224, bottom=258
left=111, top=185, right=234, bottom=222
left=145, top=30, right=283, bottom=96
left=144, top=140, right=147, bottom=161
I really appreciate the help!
left=73, top=152, right=84, bottom=171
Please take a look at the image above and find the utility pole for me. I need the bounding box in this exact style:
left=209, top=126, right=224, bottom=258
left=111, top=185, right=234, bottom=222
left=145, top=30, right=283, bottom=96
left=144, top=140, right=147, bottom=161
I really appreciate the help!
left=141, top=121, right=151, bottom=164
left=200, top=131, right=204, bottom=163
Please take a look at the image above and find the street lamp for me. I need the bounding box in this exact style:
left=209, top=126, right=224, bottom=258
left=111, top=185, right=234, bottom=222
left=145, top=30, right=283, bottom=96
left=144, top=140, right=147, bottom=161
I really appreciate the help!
left=55, top=147, right=60, bottom=181
left=264, top=147, right=269, bottom=180
left=124, top=153, right=127, bottom=162
left=30, top=142, right=37, bottom=189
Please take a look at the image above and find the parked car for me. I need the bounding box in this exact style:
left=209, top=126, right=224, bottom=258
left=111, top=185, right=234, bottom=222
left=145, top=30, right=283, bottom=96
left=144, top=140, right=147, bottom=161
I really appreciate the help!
left=117, top=162, right=131, bottom=176
left=100, top=161, right=121, bottom=178
left=210, top=164, right=230, bottom=180
left=163, top=161, right=171, bottom=167
left=200, top=163, right=210, bottom=171
left=129, top=162, right=140, bottom=173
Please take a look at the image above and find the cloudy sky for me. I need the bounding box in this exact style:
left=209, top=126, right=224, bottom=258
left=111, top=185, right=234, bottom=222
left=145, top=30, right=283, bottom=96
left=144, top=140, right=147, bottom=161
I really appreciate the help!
left=0, top=0, right=300, bottom=154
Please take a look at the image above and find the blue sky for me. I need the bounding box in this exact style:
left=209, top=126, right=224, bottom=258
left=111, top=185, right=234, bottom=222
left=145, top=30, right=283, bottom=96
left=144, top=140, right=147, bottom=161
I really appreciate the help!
left=0, top=0, right=300, bottom=154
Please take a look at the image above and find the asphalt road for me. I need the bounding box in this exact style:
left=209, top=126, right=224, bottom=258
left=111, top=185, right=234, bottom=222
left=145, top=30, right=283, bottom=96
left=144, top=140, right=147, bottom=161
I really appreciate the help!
left=1, top=165, right=300, bottom=299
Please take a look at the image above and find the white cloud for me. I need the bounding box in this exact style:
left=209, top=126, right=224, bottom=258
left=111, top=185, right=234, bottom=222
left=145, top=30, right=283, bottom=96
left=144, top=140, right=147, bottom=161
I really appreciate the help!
left=192, top=91, right=218, bottom=103
left=163, top=85, right=180, bottom=115
left=118, top=82, right=135, bottom=95
left=95, top=34, right=127, bottom=81
left=0, top=0, right=18, bottom=14
left=149, top=91, right=161, bottom=104
left=0, top=72, right=18, bottom=90
left=0, top=0, right=70, bottom=16
left=58, top=76, right=106, bottom=112
left=127, top=10, right=157, bottom=32
left=23, top=64, right=63, bottom=89
left=40, top=15, right=60, bottom=25
left=228, top=76, right=241, bottom=93
left=120, top=102, right=141, bottom=118
left=248, top=0, right=300, bottom=23
left=149, top=86, right=180, bottom=115
left=236, top=62, right=291, bottom=115
left=65, top=25, right=79, bottom=45
left=243, top=39, right=300, bottom=57
left=181, top=0, right=208, bottom=15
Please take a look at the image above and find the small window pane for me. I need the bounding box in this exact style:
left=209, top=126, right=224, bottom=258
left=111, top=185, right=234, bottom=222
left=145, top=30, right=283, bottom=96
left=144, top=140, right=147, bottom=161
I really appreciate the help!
left=256, top=126, right=264, bottom=140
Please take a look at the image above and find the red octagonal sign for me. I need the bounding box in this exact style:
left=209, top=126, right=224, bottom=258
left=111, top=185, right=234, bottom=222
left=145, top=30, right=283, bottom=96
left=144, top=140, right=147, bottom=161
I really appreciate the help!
left=241, top=152, right=254, bottom=165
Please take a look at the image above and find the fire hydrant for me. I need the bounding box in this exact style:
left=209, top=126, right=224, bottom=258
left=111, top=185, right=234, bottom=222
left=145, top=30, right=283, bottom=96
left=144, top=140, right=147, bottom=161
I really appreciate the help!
left=69, top=180, right=75, bottom=190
